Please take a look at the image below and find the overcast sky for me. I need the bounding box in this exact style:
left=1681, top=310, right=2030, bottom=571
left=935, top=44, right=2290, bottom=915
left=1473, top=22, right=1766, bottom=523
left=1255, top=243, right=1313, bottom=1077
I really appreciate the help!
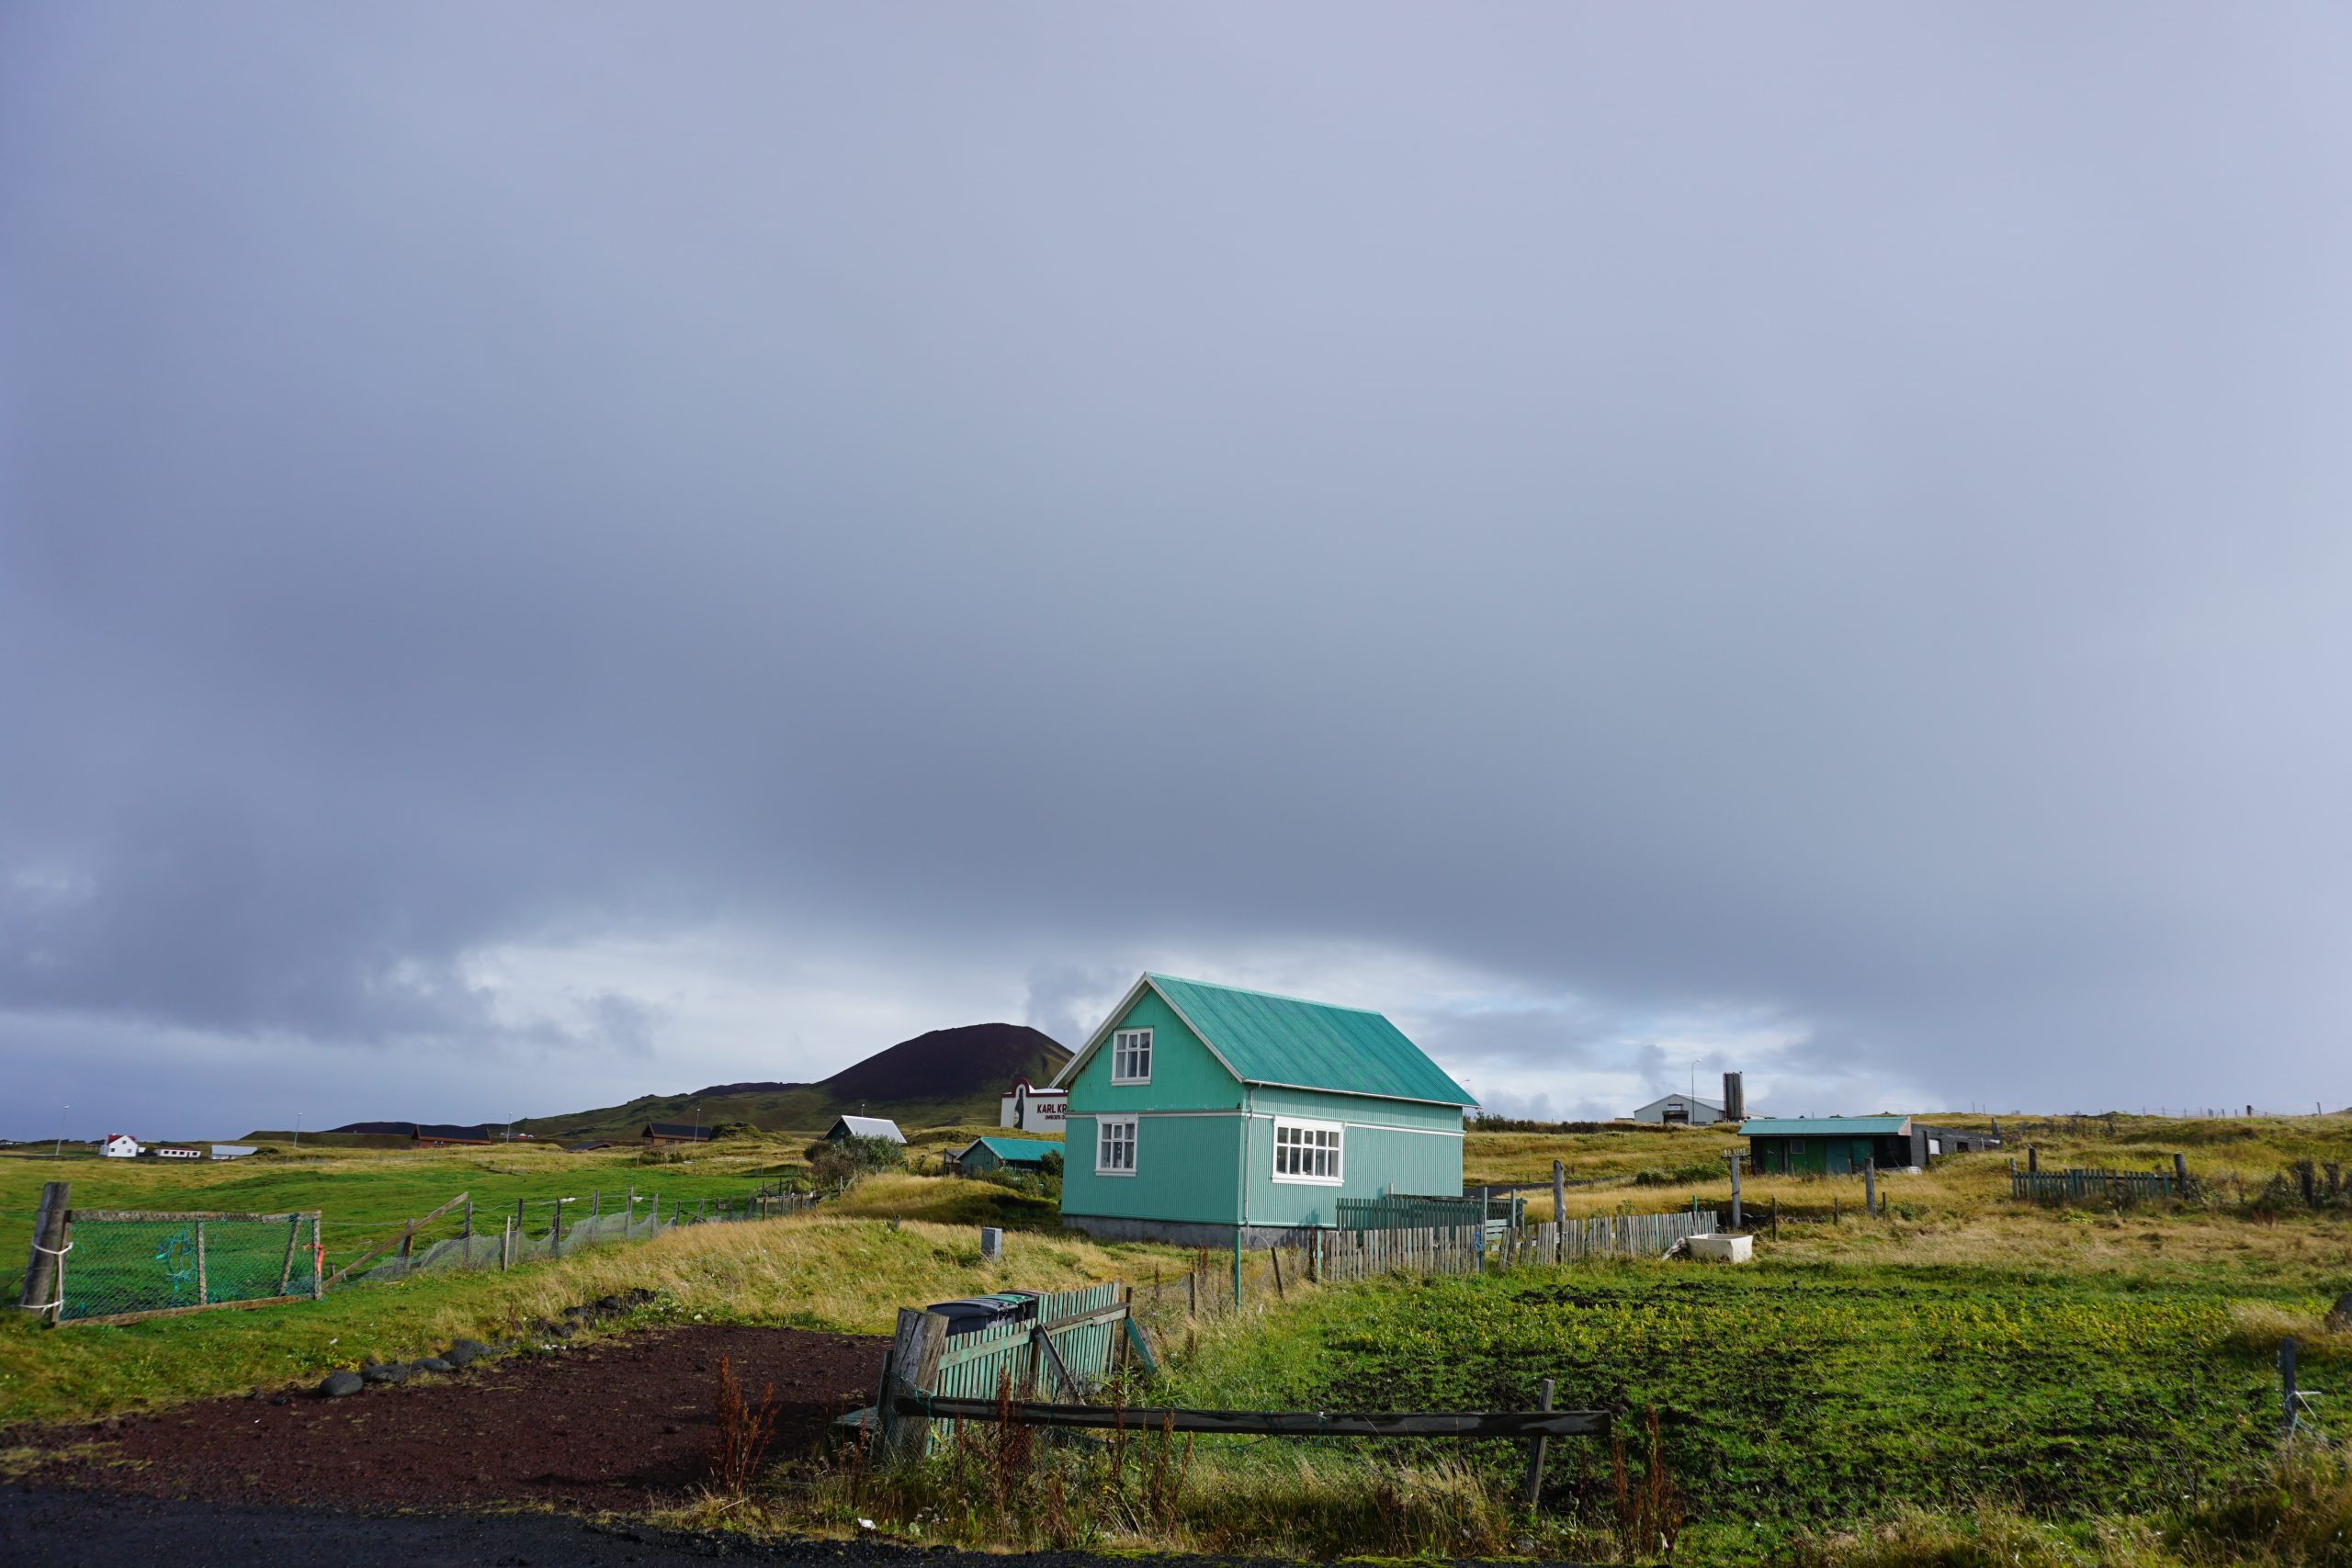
left=4, top=6, right=2349, bottom=1139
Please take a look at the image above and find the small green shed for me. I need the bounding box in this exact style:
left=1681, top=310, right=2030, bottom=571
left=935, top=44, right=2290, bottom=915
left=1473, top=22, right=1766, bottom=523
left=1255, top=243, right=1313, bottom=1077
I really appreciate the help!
left=1051, top=974, right=1477, bottom=1247
left=953, top=1135, right=1058, bottom=1175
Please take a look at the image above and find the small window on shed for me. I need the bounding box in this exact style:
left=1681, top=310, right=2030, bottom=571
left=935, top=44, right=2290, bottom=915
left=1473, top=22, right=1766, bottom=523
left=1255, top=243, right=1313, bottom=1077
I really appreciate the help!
left=1928, top=1137, right=1942, bottom=1156
left=1112, top=1029, right=1152, bottom=1084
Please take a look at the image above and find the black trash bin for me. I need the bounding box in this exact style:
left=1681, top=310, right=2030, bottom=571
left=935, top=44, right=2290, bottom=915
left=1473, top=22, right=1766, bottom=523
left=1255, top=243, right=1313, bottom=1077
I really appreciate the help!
left=925, top=1290, right=1042, bottom=1337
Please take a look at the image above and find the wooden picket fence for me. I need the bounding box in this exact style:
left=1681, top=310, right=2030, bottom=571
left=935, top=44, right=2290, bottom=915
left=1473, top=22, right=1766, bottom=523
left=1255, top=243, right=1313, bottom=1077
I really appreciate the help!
left=1315, top=1222, right=1487, bottom=1281
left=2011, top=1168, right=2178, bottom=1207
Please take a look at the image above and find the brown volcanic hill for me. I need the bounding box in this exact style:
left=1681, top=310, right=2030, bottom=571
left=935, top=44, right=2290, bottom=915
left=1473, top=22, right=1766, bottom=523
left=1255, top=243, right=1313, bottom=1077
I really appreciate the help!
left=818, top=1022, right=1069, bottom=1106
left=501, top=1021, right=1072, bottom=1142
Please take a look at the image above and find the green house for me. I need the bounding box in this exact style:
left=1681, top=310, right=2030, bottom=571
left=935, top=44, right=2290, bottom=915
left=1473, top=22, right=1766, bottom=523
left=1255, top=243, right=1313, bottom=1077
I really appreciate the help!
left=952, top=1135, right=1058, bottom=1175
left=1050, top=974, right=1477, bottom=1247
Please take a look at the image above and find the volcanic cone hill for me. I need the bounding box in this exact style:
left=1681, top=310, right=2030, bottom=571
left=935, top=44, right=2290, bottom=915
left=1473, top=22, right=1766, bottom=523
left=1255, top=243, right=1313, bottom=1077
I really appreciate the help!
left=486, top=1021, right=1071, bottom=1142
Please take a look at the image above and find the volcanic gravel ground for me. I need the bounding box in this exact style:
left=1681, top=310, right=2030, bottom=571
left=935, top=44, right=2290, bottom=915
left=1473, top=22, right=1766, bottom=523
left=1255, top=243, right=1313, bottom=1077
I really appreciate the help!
left=8, top=1325, right=887, bottom=1511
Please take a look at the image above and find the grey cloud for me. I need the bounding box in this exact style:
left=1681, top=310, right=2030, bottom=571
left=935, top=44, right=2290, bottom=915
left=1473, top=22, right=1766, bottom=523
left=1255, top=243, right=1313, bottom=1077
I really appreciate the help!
left=4, top=5, right=2350, bottom=1133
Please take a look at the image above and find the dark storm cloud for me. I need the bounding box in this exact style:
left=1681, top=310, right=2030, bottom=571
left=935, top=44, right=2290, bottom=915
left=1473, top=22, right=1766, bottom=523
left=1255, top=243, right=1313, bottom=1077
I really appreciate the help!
left=4, top=6, right=2350, bottom=1134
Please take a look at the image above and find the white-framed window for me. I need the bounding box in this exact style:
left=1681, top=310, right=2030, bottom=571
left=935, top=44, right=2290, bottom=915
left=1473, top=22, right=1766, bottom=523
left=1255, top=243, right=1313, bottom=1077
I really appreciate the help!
left=1112, top=1028, right=1152, bottom=1084
left=1272, top=1117, right=1343, bottom=1184
left=1096, top=1116, right=1138, bottom=1175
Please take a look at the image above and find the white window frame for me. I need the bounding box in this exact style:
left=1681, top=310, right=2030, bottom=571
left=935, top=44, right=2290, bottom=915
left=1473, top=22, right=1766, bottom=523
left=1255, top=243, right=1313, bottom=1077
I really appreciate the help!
left=1095, top=1116, right=1138, bottom=1176
left=1111, top=1028, right=1153, bottom=1085
left=1271, top=1116, right=1344, bottom=1185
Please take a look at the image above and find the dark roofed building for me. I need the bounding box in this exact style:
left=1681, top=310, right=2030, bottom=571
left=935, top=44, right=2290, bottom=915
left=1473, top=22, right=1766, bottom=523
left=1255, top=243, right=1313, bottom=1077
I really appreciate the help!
left=1744, top=1115, right=2000, bottom=1174
left=412, top=1123, right=513, bottom=1147
left=641, top=1122, right=716, bottom=1144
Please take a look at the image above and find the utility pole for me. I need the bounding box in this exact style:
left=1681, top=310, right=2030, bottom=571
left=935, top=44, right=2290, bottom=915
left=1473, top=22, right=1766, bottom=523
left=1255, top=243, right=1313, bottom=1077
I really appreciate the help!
left=53, top=1103, right=68, bottom=1159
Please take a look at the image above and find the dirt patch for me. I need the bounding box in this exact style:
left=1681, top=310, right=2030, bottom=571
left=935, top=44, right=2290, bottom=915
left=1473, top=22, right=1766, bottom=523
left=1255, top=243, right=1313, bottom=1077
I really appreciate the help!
left=7, top=1325, right=885, bottom=1512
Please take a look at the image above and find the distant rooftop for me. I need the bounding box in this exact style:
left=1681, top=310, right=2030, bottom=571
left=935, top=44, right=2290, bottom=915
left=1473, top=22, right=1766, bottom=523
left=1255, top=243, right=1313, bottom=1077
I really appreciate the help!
left=1739, top=1115, right=1913, bottom=1136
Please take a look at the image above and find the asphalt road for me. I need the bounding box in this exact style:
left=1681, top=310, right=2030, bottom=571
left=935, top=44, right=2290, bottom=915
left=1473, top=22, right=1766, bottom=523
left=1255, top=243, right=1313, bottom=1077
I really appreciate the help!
left=2, top=1484, right=1398, bottom=1568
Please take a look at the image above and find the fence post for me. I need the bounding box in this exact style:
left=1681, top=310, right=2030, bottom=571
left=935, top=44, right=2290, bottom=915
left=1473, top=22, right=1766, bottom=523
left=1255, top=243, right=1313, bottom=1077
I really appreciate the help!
left=20, top=1181, right=70, bottom=1325
left=311, top=1214, right=324, bottom=1299
left=1725, top=1149, right=1745, bottom=1232
left=1552, top=1161, right=1567, bottom=1262
left=1521, top=1377, right=1556, bottom=1509
left=1188, top=1269, right=1197, bottom=1317
left=1270, top=1247, right=1285, bottom=1300
left=2280, top=1337, right=2300, bottom=1437
left=279, top=1213, right=301, bottom=1294
left=195, top=1221, right=209, bottom=1305
left=462, top=1198, right=473, bottom=1264
left=886, top=1308, right=951, bottom=1462
left=2172, top=1152, right=2188, bottom=1198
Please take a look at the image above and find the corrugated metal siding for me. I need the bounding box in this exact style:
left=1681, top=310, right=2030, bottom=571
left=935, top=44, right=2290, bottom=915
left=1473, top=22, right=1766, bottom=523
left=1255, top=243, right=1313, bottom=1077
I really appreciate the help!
left=1058, top=1112, right=1243, bottom=1224
left=1240, top=1112, right=1464, bottom=1226
left=1069, top=987, right=1242, bottom=1113
left=1739, top=1116, right=1910, bottom=1136
left=926, top=1282, right=1125, bottom=1442
left=1148, top=975, right=1476, bottom=1107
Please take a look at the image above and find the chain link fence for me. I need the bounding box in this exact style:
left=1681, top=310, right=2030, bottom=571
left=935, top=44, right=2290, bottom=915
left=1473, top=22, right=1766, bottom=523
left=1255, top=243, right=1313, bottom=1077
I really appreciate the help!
left=51, top=1209, right=322, bottom=1325
left=345, top=1188, right=814, bottom=1285
left=21, top=1180, right=811, bottom=1325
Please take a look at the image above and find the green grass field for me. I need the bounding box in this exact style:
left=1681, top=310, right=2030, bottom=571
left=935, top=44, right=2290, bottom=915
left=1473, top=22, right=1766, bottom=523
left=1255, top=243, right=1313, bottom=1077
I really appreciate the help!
left=1, top=1143, right=800, bottom=1280
left=1163, top=1260, right=2348, bottom=1562
left=8, top=1112, right=2351, bottom=1564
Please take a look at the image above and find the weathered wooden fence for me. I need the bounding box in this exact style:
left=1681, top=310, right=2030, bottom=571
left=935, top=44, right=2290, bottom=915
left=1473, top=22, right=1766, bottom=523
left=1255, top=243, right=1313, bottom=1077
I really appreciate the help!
left=875, top=1281, right=1147, bottom=1451
left=869, top=1275, right=1608, bottom=1500
left=1316, top=1222, right=1487, bottom=1280
left=1495, top=1208, right=1719, bottom=1264
left=2010, top=1168, right=2178, bottom=1207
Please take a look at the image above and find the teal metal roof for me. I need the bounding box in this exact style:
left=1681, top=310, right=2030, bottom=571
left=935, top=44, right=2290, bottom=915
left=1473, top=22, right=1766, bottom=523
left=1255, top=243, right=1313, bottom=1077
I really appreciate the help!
left=967, top=1136, right=1057, bottom=1162
left=1145, top=974, right=1477, bottom=1107
left=1740, top=1116, right=1912, bottom=1136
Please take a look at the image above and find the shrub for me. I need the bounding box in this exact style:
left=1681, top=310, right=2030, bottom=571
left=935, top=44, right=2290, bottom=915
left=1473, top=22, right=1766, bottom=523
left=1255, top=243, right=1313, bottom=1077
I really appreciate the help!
left=804, top=1134, right=906, bottom=1189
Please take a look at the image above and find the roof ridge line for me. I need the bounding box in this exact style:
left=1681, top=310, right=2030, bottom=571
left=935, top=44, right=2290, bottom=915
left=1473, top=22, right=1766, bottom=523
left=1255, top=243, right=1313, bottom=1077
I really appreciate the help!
left=1146, top=972, right=1386, bottom=1015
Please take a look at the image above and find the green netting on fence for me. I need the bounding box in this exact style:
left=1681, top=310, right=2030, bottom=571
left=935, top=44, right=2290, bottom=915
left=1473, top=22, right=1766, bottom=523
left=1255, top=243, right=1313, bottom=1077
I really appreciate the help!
left=351, top=1208, right=679, bottom=1284
left=59, top=1213, right=320, bottom=1323
left=346, top=1192, right=803, bottom=1285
